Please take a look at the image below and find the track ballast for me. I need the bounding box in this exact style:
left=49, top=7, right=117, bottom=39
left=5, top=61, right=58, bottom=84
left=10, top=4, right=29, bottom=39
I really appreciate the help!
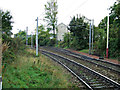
left=41, top=49, right=120, bottom=90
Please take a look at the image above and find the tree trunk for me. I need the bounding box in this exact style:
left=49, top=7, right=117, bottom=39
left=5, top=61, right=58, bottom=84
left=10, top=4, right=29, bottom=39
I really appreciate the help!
left=53, top=25, right=55, bottom=38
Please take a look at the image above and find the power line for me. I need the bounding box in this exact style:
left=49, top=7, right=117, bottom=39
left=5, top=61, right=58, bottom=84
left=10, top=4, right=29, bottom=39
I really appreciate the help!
left=62, top=0, right=89, bottom=21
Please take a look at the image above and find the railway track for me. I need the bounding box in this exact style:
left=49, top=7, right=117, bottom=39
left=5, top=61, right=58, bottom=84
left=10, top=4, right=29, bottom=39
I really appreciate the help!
left=41, top=49, right=120, bottom=90
left=40, top=46, right=120, bottom=74
left=40, top=46, right=120, bottom=83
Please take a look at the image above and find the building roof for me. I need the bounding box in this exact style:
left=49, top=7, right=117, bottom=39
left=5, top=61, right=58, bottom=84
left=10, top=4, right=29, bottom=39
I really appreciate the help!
left=57, top=23, right=67, bottom=27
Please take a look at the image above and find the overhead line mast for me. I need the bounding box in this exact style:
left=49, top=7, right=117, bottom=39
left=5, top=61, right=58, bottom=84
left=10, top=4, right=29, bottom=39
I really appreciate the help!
left=106, top=9, right=109, bottom=58
left=36, top=17, right=38, bottom=56
left=92, top=19, right=94, bottom=54
left=89, top=20, right=92, bottom=55
left=26, top=27, right=28, bottom=46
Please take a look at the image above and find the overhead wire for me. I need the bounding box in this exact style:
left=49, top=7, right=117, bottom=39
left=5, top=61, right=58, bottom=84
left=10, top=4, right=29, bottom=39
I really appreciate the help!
left=62, top=0, right=89, bottom=21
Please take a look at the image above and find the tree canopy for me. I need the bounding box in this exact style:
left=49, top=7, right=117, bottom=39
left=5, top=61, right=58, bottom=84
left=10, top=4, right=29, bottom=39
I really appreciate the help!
left=94, top=2, right=120, bottom=58
left=68, top=15, right=89, bottom=50
left=2, top=11, right=13, bottom=37
left=44, top=0, right=58, bottom=38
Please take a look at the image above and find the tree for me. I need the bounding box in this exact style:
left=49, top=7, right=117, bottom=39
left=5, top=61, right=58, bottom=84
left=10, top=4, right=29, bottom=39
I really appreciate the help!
left=94, top=2, right=120, bottom=58
left=14, top=30, right=26, bottom=44
left=68, top=15, right=89, bottom=50
left=1, top=10, right=26, bottom=64
left=44, top=0, right=58, bottom=39
left=1, top=10, right=13, bottom=46
left=109, top=2, right=120, bottom=58
left=0, top=10, right=2, bottom=36
left=38, top=25, right=52, bottom=46
left=1, top=10, right=13, bottom=55
left=14, top=30, right=26, bottom=39
left=2, top=10, right=13, bottom=37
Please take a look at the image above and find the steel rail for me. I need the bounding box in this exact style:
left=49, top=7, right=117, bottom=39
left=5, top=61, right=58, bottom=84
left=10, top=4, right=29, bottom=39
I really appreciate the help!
left=63, top=48, right=120, bottom=66
left=41, top=46, right=120, bottom=66
left=42, top=47, right=120, bottom=74
left=67, top=53, right=120, bottom=74
left=42, top=52, right=93, bottom=90
left=41, top=49, right=120, bottom=89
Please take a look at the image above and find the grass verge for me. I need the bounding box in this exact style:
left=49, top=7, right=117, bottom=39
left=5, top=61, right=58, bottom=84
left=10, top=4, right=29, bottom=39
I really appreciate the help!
left=79, top=49, right=89, bottom=54
left=2, top=48, right=80, bottom=88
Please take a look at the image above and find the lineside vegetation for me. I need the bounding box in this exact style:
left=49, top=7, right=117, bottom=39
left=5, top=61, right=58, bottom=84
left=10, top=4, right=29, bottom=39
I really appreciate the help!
left=3, top=49, right=79, bottom=88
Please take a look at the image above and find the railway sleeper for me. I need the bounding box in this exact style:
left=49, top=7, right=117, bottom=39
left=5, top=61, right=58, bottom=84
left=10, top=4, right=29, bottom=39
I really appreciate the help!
left=89, top=81, right=106, bottom=84
left=91, top=83, right=105, bottom=87
left=55, top=47, right=120, bottom=67
left=93, top=86, right=116, bottom=89
left=67, top=53, right=120, bottom=74
left=41, top=50, right=120, bottom=89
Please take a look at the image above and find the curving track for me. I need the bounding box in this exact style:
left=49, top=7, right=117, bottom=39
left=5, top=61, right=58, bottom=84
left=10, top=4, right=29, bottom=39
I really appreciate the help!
left=41, top=49, right=120, bottom=90
left=41, top=46, right=120, bottom=73
left=40, top=47, right=120, bottom=83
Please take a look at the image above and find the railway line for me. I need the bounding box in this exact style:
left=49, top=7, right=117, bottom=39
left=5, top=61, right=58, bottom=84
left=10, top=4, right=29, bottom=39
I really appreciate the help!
left=41, top=49, right=120, bottom=90
left=42, top=47, right=120, bottom=71
left=49, top=47, right=120, bottom=72
left=40, top=46, right=120, bottom=83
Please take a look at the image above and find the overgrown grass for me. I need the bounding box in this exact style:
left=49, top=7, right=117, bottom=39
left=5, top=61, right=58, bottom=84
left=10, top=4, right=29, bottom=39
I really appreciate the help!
left=64, top=46, right=69, bottom=49
left=0, top=38, right=1, bottom=76
left=2, top=48, right=78, bottom=88
left=79, top=49, right=89, bottom=54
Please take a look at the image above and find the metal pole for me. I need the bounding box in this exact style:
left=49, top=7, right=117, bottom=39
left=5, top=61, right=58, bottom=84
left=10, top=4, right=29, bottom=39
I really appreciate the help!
left=106, top=11, right=109, bottom=58
left=0, top=11, right=2, bottom=90
left=26, top=27, right=28, bottom=46
left=89, top=20, right=92, bottom=55
left=0, top=76, right=2, bottom=90
left=36, top=17, right=38, bottom=56
left=31, top=32, right=33, bottom=48
left=92, top=19, right=94, bottom=54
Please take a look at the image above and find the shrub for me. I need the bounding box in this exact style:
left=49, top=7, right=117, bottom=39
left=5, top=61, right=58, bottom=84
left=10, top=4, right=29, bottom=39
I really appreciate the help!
left=2, top=37, right=26, bottom=64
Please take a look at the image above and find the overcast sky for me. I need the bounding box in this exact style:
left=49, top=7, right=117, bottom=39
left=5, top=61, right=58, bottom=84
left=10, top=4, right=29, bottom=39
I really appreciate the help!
left=0, top=0, right=116, bottom=35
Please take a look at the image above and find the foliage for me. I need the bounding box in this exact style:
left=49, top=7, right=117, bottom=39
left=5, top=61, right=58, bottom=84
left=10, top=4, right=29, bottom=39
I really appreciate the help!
left=14, top=30, right=26, bottom=39
left=94, top=28, right=106, bottom=56
left=67, top=15, right=89, bottom=50
left=94, top=2, right=120, bottom=59
left=57, top=15, right=89, bottom=50
left=14, top=30, right=26, bottom=44
left=1, top=10, right=13, bottom=44
left=2, top=10, right=13, bottom=36
left=1, top=10, right=26, bottom=65
left=48, top=38, right=56, bottom=46
left=57, top=33, right=70, bottom=48
left=110, top=2, right=120, bottom=59
left=38, top=25, right=51, bottom=46
left=2, top=37, right=26, bottom=63
left=31, top=25, right=56, bottom=46
left=2, top=42, right=10, bottom=53
left=3, top=49, right=78, bottom=88
left=57, top=2, right=119, bottom=60
left=44, top=0, right=58, bottom=39
left=0, top=10, right=2, bottom=39
left=110, top=2, right=120, bottom=24
left=79, top=49, right=89, bottom=53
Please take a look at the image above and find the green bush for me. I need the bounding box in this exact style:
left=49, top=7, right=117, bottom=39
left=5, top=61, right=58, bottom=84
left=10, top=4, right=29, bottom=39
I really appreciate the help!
left=47, top=38, right=56, bottom=46
left=109, top=38, right=118, bottom=58
left=2, top=36, right=26, bottom=64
